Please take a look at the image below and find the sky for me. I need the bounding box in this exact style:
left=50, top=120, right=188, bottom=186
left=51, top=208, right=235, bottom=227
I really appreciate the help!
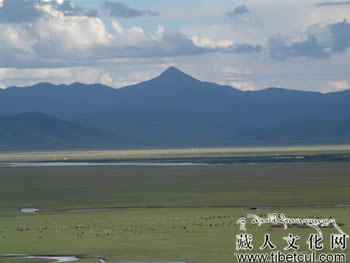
left=0, top=0, right=349, bottom=92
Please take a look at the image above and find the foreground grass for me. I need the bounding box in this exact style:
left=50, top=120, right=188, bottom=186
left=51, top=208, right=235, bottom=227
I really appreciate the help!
left=0, top=164, right=350, bottom=210
left=0, top=163, right=349, bottom=262
left=0, top=208, right=349, bottom=263
left=1, top=145, right=350, bottom=162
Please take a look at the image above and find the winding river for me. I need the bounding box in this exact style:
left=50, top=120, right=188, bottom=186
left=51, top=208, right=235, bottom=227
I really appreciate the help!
left=0, top=162, right=208, bottom=168
left=0, top=254, right=80, bottom=263
left=0, top=254, right=185, bottom=263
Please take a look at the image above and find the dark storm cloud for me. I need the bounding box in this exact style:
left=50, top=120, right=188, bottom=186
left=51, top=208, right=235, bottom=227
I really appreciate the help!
left=329, top=19, right=350, bottom=52
left=269, top=35, right=330, bottom=60
left=316, top=1, right=350, bottom=6
left=0, top=0, right=98, bottom=23
left=102, top=1, right=159, bottom=18
left=268, top=18, right=350, bottom=60
left=54, top=1, right=98, bottom=17
left=0, top=0, right=43, bottom=23
left=227, top=5, right=250, bottom=18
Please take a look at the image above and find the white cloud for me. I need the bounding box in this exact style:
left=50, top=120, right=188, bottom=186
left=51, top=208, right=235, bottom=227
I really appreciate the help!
left=231, top=81, right=257, bottom=91
left=319, top=80, right=350, bottom=93
left=0, top=9, right=207, bottom=68
left=0, top=67, right=101, bottom=87
left=219, top=66, right=252, bottom=75
left=103, top=67, right=167, bottom=88
left=0, top=63, right=177, bottom=89
left=99, top=73, right=113, bottom=86
left=151, top=25, right=165, bottom=41
left=331, top=80, right=350, bottom=90
left=0, top=0, right=266, bottom=70
left=112, top=20, right=124, bottom=35
left=192, top=35, right=233, bottom=49
left=34, top=15, right=110, bottom=50
left=0, top=0, right=349, bottom=94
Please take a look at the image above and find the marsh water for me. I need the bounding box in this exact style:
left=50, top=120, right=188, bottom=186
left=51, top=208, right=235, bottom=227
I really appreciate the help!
left=0, top=254, right=185, bottom=263
left=1, top=153, right=349, bottom=168
left=0, top=255, right=79, bottom=263
left=26, top=256, right=80, bottom=262
left=0, top=162, right=208, bottom=167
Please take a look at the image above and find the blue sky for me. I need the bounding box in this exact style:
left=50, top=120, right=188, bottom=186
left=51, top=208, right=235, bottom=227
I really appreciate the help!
left=0, top=0, right=349, bottom=92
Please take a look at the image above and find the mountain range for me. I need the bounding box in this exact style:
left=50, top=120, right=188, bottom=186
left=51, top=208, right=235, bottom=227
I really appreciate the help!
left=1, top=67, right=350, bottom=150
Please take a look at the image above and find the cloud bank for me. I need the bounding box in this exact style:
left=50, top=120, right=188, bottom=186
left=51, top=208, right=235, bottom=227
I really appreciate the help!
left=227, top=5, right=250, bottom=18
left=268, top=19, right=350, bottom=60
left=0, top=0, right=263, bottom=68
left=316, top=1, right=350, bottom=6
left=0, top=0, right=350, bottom=93
left=102, top=1, right=159, bottom=18
left=0, top=0, right=97, bottom=23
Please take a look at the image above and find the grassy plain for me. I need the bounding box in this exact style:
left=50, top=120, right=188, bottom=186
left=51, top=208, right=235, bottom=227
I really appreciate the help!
left=0, top=160, right=349, bottom=262
left=0, top=208, right=349, bottom=263
left=0, top=164, right=350, bottom=210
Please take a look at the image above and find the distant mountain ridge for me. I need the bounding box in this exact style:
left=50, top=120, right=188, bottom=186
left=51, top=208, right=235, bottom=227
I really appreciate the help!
left=1, top=67, right=350, bottom=150
left=0, top=82, right=118, bottom=117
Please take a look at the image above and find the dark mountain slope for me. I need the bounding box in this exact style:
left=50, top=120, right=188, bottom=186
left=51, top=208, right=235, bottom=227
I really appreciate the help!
left=74, top=67, right=246, bottom=145
left=0, top=112, right=120, bottom=150
left=233, top=118, right=350, bottom=145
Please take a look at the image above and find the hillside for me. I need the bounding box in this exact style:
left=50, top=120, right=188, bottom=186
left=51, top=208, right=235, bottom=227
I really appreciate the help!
left=1, top=67, right=350, bottom=149
left=0, top=112, right=120, bottom=150
left=74, top=67, right=350, bottom=146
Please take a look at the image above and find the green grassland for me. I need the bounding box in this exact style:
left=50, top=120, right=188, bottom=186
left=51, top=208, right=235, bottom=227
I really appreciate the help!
left=0, top=163, right=349, bottom=262
left=0, top=208, right=349, bottom=263
left=1, top=164, right=350, bottom=210
left=1, top=145, right=350, bottom=162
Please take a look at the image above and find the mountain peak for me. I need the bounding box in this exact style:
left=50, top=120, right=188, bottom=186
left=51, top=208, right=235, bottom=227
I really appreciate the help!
left=158, top=67, right=197, bottom=82
left=162, top=66, right=183, bottom=74
left=31, top=82, right=56, bottom=89
left=71, top=81, right=85, bottom=87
